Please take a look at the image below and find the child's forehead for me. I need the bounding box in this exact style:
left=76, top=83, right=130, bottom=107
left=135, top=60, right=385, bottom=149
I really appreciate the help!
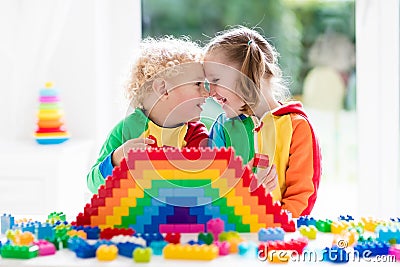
left=168, top=62, right=205, bottom=82
left=203, top=61, right=241, bottom=79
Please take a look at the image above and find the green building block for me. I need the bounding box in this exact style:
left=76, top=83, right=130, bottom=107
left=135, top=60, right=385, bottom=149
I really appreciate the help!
left=133, top=247, right=152, bottom=263
left=316, top=219, right=332, bottom=232
left=0, top=244, right=39, bottom=259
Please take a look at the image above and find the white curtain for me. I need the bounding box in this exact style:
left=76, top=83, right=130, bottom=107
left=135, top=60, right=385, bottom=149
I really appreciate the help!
left=357, top=0, right=400, bottom=217
left=0, top=0, right=141, bottom=145
left=0, top=0, right=72, bottom=141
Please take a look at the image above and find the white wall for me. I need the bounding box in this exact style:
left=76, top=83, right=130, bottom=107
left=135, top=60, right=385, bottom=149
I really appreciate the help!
left=0, top=0, right=141, bottom=147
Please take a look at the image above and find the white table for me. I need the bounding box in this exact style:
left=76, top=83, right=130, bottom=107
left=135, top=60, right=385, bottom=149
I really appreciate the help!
left=0, top=232, right=397, bottom=266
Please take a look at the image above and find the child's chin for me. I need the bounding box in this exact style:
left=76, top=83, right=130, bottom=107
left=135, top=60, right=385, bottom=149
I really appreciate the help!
left=188, top=115, right=201, bottom=122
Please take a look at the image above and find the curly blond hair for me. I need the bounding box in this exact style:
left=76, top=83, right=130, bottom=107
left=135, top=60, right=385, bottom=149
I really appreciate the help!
left=125, top=36, right=202, bottom=108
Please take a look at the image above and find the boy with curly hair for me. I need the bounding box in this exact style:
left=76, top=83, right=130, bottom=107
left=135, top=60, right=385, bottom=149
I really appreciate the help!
left=87, top=36, right=209, bottom=193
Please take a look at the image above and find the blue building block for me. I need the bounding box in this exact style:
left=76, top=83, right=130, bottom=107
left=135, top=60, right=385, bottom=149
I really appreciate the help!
left=68, top=236, right=87, bottom=252
left=354, top=241, right=390, bottom=257
left=150, top=240, right=168, bottom=255
left=297, top=216, right=317, bottom=228
left=338, top=215, right=354, bottom=221
left=144, top=223, right=160, bottom=233
left=21, top=223, right=36, bottom=234
left=322, top=247, right=349, bottom=263
left=258, top=227, right=285, bottom=242
left=84, top=226, right=100, bottom=240
left=187, top=239, right=205, bottom=245
left=74, top=243, right=96, bottom=258
left=238, top=241, right=258, bottom=257
left=117, top=242, right=143, bottom=258
left=376, top=225, right=400, bottom=243
left=165, top=196, right=198, bottom=206
left=94, top=239, right=114, bottom=249
left=134, top=232, right=163, bottom=246
left=38, top=223, right=55, bottom=240
left=1, top=214, right=14, bottom=234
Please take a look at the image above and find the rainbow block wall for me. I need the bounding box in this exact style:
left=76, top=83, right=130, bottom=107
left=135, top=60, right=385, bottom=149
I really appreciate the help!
left=76, top=147, right=295, bottom=233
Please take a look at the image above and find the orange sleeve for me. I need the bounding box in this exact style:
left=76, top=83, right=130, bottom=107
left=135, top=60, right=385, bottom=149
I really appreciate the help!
left=281, top=114, right=315, bottom=217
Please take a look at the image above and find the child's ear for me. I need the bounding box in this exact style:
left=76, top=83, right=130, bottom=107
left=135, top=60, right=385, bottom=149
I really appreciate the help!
left=152, top=78, right=168, bottom=100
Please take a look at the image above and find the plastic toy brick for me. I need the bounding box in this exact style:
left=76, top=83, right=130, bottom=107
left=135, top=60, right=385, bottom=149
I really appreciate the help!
left=100, top=227, right=134, bottom=240
left=348, top=221, right=365, bottom=232
left=1, top=214, right=15, bottom=234
left=354, top=241, right=390, bottom=257
left=198, top=232, right=214, bottom=245
left=147, top=135, right=159, bottom=148
left=253, top=153, right=269, bottom=168
left=112, top=235, right=147, bottom=247
left=67, top=229, right=87, bottom=239
left=33, top=240, right=56, bottom=256
left=206, top=218, right=224, bottom=241
left=20, top=222, right=36, bottom=234
left=163, top=244, right=219, bottom=260
left=267, top=250, right=291, bottom=263
left=93, top=240, right=114, bottom=250
left=165, top=232, right=181, bottom=244
left=214, top=241, right=230, bottom=255
left=46, top=234, right=70, bottom=250
left=338, top=215, right=354, bottom=221
left=116, top=242, right=143, bottom=258
left=14, top=231, right=35, bottom=246
left=361, top=217, right=383, bottom=232
left=322, top=246, right=349, bottom=263
left=258, top=227, right=285, bottom=242
left=133, top=247, right=152, bottom=263
left=75, top=242, right=97, bottom=258
left=299, top=225, right=317, bottom=240
left=316, top=219, right=332, bottom=232
left=72, top=226, right=100, bottom=239
left=96, top=244, right=118, bottom=261
left=389, top=244, right=400, bottom=261
left=150, top=240, right=168, bottom=255
left=376, top=225, right=400, bottom=243
left=38, top=223, right=55, bottom=240
left=227, top=237, right=242, bottom=253
left=219, top=231, right=241, bottom=242
left=238, top=241, right=258, bottom=257
left=47, top=212, right=66, bottom=222
left=332, top=232, right=358, bottom=248
left=134, top=232, right=164, bottom=246
left=390, top=217, right=400, bottom=223
left=331, top=220, right=351, bottom=234
left=68, top=236, right=87, bottom=252
left=258, top=237, right=308, bottom=257
left=296, top=215, right=317, bottom=228
left=0, top=244, right=39, bottom=259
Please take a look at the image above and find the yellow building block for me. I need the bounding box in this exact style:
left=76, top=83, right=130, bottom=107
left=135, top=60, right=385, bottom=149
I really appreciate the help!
left=299, top=225, right=317, bottom=240
left=163, top=244, right=218, bottom=260
left=96, top=245, right=118, bottom=261
left=268, top=250, right=291, bottom=263
left=331, top=221, right=349, bottom=234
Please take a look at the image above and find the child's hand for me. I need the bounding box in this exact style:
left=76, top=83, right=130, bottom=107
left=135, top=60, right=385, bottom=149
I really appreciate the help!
left=112, top=138, right=156, bottom=166
left=248, top=158, right=277, bottom=194
left=255, top=164, right=277, bottom=193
